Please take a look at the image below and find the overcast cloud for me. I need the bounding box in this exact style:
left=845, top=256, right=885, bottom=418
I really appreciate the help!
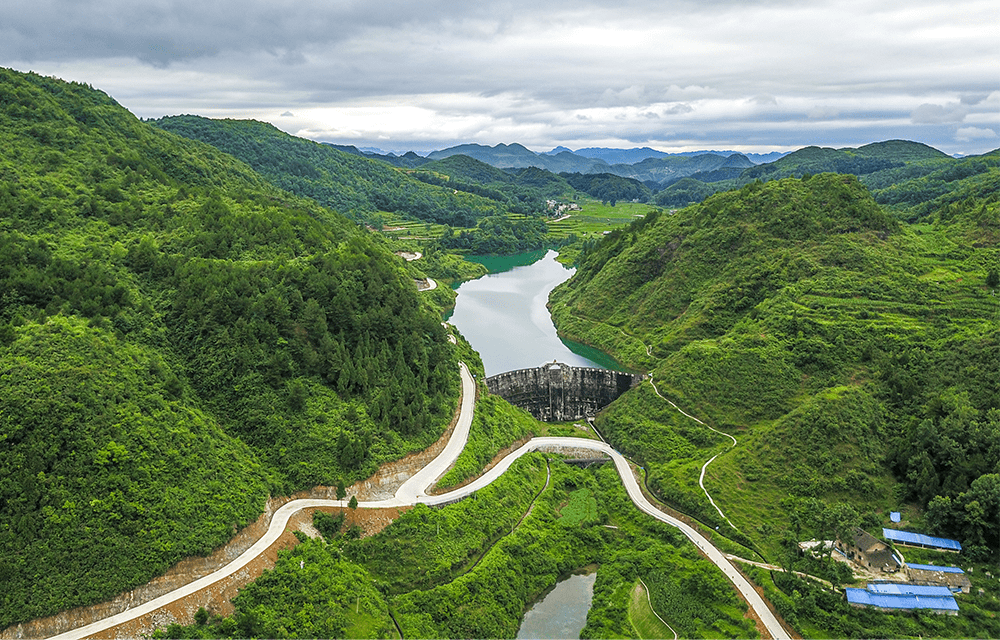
left=3, top=0, right=997, bottom=155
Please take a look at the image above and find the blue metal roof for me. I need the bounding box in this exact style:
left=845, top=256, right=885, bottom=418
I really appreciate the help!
left=867, top=583, right=953, bottom=596
left=907, top=563, right=965, bottom=574
left=890, top=511, right=901, bottom=523
left=846, top=588, right=959, bottom=611
left=882, top=528, right=962, bottom=551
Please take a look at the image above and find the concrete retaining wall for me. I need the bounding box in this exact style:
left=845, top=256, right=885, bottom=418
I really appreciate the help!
left=485, top=362, right=639, bottom=421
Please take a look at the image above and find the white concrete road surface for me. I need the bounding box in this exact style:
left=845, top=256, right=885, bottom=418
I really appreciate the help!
left=47, top=363, right=789, bottom=640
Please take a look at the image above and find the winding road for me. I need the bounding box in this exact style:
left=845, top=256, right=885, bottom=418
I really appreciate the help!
left=47, top=363, right=788, bottom=640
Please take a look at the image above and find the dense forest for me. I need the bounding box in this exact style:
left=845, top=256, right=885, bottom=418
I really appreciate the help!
left=0, top=68, right=462, bottom=628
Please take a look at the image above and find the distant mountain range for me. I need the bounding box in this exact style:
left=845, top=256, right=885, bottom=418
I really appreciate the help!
left=563, top=146, right=787, bottom=165
left=317, top=138, right=999, bottom=212
left=322, top=141, right=790, bottom=188
left=341, top=142, right=786, bottom=166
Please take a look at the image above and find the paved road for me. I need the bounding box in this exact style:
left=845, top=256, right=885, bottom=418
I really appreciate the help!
left=48, top=363, right=789, bottom=640
left=394, top=361, right=474, bottom=503
left=427, top=437, right=789, bottom=639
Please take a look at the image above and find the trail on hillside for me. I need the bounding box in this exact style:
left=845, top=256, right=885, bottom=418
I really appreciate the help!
left=647, top=373, right=738, bottom=529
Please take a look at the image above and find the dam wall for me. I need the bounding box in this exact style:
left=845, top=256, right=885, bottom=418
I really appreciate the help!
left=485, top=362, right=640, bottom=422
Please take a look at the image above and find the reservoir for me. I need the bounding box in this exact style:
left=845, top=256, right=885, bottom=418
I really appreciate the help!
left=445, top=250, right=620, bottom=376
left=516, top=571, right=597, bottom=639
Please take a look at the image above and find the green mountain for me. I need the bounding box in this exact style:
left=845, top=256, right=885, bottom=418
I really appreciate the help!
left=426, top=142, right=610, bottom=173
left=151, top=115, right=506, bottom=227
left=322, top=142, right=430, bottom=168
left=560, top=172, right=653, bottom=204
left=417, top=155, right=654, bottom=208
left=740, top=140, right=946, bottom=182
left=655, top=141, right=1000, bottom=214
left=610, top=152, right=754, bottom=187
left=550, top=174, right=999, bottom=564
left=412, top=155, right=571, bottom=211
left=0, top=67, right=461, bottom=628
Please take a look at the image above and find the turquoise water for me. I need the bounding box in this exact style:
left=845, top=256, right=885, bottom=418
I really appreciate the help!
left=516, top=571, right=597, bottom=639
left=445, top=250, right=621, bottom=377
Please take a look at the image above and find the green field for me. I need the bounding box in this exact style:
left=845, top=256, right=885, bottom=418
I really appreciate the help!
left=629, top=579, right=677, bottom=639
left=376, top=215, right=450, bottom=240
left=546, top=199, right=657, bottom=240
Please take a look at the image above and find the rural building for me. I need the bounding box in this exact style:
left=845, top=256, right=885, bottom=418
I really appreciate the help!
left=837, top=528, right=901, bottom=573
left=882, top=528, right=962, bottom=552
left=846, top=584, right=959, bottom=615
left=906, top=563, right=972, bottom=594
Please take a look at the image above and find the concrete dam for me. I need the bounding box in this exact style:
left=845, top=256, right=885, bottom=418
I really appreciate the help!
left=485, top=361, right=641, bottom=422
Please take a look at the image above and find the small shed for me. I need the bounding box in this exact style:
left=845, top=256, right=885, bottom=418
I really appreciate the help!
left=883, top=528, right=962, bottom=552
left=906, top=563, right=973, bottom=594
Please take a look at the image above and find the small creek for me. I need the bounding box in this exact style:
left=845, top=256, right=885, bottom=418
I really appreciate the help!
left=444, top=249, right=621, bottom=376
left=516, top=570, right=597, bottom=639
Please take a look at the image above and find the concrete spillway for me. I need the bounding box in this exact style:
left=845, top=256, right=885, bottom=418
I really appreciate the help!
left=485, top=361, right=640, bottom=421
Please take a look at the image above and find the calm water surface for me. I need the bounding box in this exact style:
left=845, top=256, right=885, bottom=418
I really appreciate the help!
left=516, top=572, right=597, bottom=639
left=445, top=250, right=620, bottom=376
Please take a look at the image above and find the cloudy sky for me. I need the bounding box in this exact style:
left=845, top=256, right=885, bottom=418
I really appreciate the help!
left=3, top=0, right=997, bottom=155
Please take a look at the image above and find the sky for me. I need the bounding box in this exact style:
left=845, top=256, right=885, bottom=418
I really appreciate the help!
left=2, top=0, right=998, bottom=156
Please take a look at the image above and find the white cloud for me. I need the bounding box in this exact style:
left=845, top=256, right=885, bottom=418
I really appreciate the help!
left=663, top=103, right=694, bottom=116
left=955, top=127, right=997, bottom=142
left=2, top=0, right=998, bottom=154
left=808, top=106, right=842, bottom=120
left=911, top=102, right=969, bottom=124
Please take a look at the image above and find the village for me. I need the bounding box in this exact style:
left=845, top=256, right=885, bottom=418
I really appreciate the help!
left=799, top=515, right=977, bottom=616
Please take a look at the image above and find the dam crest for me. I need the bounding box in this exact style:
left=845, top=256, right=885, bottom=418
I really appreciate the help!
left=484, top=361, right=641, bottom=422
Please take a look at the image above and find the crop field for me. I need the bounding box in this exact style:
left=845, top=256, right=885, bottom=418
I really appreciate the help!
left=376, top=216, right=449, bottom=239
left=545, top=199, right=657, bottom=240
left=628, top=580, right=676, bottom=640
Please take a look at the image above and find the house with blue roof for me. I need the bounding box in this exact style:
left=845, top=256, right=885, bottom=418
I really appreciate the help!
left=867, top=583, right=954, bottom=596
left=883, top=528, right=962, bottom=552
left=846, top=585, right=959, bottom=615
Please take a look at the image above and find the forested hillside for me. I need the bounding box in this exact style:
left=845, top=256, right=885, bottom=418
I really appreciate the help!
left=0, top=68, right=461, bottom=628
left=550, top=174, right=999, bottom=567
left=151, top=115, right=507, bottom=227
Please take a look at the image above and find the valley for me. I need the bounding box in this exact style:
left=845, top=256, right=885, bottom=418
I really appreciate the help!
left=1, top=66, right=998, bottom=640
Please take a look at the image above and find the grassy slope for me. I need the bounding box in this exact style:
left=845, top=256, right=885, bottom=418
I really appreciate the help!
left=550, top=174, right=998, bottom=558
left=0, top=68, right=461, bottom=628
